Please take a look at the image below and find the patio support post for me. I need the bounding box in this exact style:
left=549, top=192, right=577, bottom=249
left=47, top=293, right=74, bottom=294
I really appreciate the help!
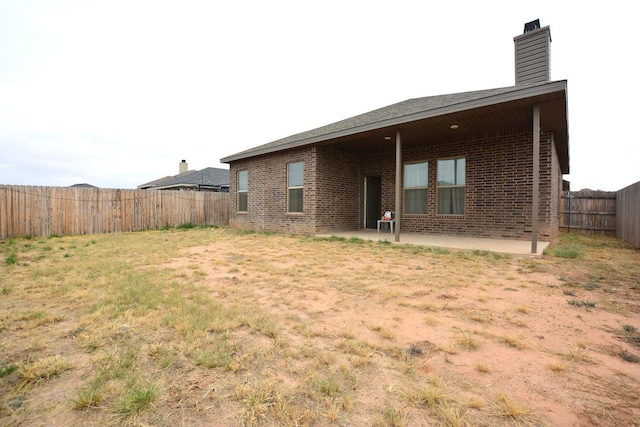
left=395, top=130, right=402, bottom=242
left=531, top=105, right=540, bottom=254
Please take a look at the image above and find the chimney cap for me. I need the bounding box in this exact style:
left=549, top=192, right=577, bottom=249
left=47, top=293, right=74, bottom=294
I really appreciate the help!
left=181, top=159, right=186, bottom=163
left=523, top=19, right=541, bottom=33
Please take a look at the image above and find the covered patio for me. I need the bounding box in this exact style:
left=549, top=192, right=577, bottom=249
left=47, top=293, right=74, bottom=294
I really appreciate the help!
left=316, top=229, right=549, bottom=256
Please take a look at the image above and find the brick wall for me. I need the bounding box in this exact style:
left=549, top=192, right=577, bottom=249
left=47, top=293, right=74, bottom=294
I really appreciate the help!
left=229, top=147, right=317, bottom=234
left=228, top=128, right=562, bottom=240
left=398, top=129, right=559, bottom=239
left=315, top=146, right=362, bottom=232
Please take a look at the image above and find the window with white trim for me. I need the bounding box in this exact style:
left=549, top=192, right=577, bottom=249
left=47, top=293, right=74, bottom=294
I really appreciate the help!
left=404, top=161, right=428, bottom=214
left=437, top=158, right=465, bottom=215
left=237, top=170, right=248, bottom=212
left=287, top=162, right=304, bottom=213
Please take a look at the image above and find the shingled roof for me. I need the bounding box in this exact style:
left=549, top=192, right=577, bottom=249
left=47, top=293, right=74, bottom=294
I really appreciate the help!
left=221, top=80, right=568, bottom=168
left=138, top=167, right=229, bottom=191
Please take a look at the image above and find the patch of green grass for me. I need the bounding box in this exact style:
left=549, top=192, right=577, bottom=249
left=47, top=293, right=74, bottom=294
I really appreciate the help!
left=583, top=282, right=601, bottom=291
left=432, top=247, right=450, bottom=255
left=517, top=259, right=539, bottom=273
left=375, top=405, right=407, bottom=427
left=177, top=222, right=197, bottom=230
left=245, top=313, right=280, bottom=338
left=72, top=376, right=106, bottom=409
left=0, top=363, right=18, bottom=377
left=619, top=350, right=639, bottom=363
left=317, top=375, right=340, bottom=397
left=568, top=299, right=597, bottom=309
left=5, top=252, right=18, bottom=265
left=546, top=243, right=584, bottom=259
left=195, top=340, right=234, bottom=369
left=116, top=381, right=159, bottom=415
left=314, top=235, right=347, bottom=243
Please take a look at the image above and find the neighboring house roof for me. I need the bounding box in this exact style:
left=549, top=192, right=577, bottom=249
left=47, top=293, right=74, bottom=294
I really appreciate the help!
left=138, top=167, right=229, bottom=191
left=70, top=183, right=98, bottom=188
left=221, top=80, right=569, bottom=173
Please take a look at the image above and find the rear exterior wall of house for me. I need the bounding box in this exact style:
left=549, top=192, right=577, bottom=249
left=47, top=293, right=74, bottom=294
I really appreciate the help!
left=228, top=128, right=562, bottom=240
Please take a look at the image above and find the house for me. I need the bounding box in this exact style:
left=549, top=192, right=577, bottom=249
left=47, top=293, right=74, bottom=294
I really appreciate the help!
left=138, top=160, right=229, bottom=192
left=221, top=21, right=569, bottom=251
left=70, top=183, right=98, bottom=188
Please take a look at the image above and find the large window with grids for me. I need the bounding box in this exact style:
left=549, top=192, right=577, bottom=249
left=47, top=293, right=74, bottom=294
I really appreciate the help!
left=237, top=170, right=248, bottom=212
left=437, top=158, right=465, bottom=215
left=404, top=161, right=428, bottom=214
left=287, top=162, right=304, bottom=213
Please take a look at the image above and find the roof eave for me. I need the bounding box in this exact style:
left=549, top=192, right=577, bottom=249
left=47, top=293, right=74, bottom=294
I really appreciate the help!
left=221, top=81, right=568, bottom=163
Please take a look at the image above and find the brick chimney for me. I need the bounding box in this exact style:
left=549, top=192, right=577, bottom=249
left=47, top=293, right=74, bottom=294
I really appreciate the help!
left=514, top=19, right=552, bottom=85
left=179, top=160, right=188, bottom=174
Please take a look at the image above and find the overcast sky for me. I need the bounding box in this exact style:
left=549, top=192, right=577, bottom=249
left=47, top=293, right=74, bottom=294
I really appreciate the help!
left=0, top=1, right=637, bottom=191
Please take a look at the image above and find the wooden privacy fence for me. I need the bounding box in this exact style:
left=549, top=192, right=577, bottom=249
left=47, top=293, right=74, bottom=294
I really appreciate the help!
left=560, top=190, right=616, bottom=236
left=616, top=181, right=640, bottom=248
left=0, top=185, right=229, bottom=239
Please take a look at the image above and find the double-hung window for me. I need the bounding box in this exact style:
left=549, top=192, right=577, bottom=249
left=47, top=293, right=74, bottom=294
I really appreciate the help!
left=437, top=158, right=465, bottom=215
left=237, top=170, right=248, bottom=212
left=404, top=161, right=428, bottom=214
left=287, top=162, right=304, bottom=213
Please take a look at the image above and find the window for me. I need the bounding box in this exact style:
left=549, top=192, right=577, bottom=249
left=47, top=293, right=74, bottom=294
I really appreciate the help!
left=287, top=162, right=304, bottom=213
left=437, top=158, right=465, bottom=215
left=237, top=170, right=248, bottom=212
left=404, top=161, right=428, bottom=214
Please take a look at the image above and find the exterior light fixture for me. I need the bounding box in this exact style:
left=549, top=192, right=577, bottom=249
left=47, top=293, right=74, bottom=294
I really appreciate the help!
left=384, top=136, right=392, bottom=140
left=450, top=124, right=459, bottom=129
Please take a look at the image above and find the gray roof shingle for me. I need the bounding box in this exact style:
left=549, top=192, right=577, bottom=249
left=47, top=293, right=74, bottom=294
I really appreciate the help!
left=138, top=167, right=229, bottom=190
left=221, top=81, right=563, bottom=163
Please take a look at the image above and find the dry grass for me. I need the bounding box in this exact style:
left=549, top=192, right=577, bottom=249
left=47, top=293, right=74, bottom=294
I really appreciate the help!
left=1, top=228, right=639, bottom=426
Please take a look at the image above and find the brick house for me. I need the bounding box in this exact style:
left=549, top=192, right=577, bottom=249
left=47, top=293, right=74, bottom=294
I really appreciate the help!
left=221, top=22, right=569, bottom=249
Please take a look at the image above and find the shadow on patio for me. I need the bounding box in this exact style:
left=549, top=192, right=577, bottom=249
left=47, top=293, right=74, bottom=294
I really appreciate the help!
left=315, top=229, right=549, bottom=256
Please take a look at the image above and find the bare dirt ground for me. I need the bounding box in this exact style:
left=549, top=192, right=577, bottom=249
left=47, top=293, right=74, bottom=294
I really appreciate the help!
left=1, top=229, right=639, bottom=426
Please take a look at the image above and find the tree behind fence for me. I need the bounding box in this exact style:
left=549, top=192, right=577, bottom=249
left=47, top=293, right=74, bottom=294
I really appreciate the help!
left=0, top=185, right=229, bottom=239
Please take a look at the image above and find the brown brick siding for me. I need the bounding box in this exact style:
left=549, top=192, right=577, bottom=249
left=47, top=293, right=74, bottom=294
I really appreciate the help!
left=315, top=147, right=362, bottom=232
left=229, top=148, right=317, bottom=234
left=229, top=129, right=562, bottom=240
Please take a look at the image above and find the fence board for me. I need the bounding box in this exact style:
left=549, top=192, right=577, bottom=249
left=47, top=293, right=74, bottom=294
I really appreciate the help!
left=559, top=190, right=616, bottom=235
left=0, top=185, right=229, bottom=239
left=616, top=181, right=640, bottom=249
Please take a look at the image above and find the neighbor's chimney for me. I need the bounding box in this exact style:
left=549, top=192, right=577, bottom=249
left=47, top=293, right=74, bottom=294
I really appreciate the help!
left=514, top=19, right=552, bottom=85
left=179, top=159, right=188, bottom=174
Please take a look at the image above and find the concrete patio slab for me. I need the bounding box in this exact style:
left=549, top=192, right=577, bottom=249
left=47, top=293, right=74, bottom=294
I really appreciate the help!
left=316, top=229, right=548, bottom=256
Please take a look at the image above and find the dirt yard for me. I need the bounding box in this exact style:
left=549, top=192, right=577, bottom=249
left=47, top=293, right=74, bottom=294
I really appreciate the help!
left=1, top=228, right=639, bottom=426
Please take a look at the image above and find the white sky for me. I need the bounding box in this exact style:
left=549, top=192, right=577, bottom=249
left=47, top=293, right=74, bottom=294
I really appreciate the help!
left=0, top=0, right=637, bottom=191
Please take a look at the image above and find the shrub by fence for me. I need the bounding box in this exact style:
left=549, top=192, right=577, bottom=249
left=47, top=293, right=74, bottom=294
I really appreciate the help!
left=616, top=181, right=640, bottom=248
left=0, top=185, right=229, bottom=239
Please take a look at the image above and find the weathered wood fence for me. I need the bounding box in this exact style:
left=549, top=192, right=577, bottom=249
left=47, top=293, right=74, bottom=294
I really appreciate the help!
left=560, top=183, right=640, bottom=248
left=0, top=185, right=229, bottom=239
left=560, top=190, right=617, bottom=236
left=616, top=181, right=640, bottom=248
